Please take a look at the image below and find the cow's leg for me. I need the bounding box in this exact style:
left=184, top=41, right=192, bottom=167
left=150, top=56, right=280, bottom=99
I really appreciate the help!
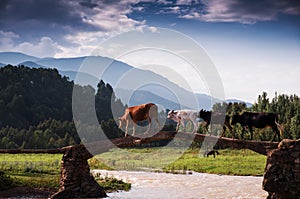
left=249, top=126, right=253, bottom=140
left=205, top=123, right=209, bottom=132
left=193, top=121, right=198, bottom=133
left=206, top=122, right=213, bottom=135
left=241, top=127, right=246, bottom=139
left=176, top=120, right=181, bottom=132
left=181, top=121, right=186, bottom=132
left=224, top=122, right=233, bottom=138
left=118, top=120, right=123, bottom=129
left=132, top=122, right=136, bottom=136
left=155, top=117, right=160, bottom=132
left=220, top=125, right=226, bottom=137
left=145, top=117, right=151, bottom=134
left=125, top=120, right=129, bottom=137
left=272, top=125, right=280, bottom=142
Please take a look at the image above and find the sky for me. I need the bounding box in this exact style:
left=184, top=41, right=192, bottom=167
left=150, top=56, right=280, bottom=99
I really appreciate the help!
left=0, top=0, right=300, bottom=102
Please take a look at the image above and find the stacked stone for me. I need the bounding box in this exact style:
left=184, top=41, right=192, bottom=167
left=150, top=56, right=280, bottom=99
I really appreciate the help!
left=51, top=144, right=107, bottom=199
left=263, top=139, right=300, bottom=199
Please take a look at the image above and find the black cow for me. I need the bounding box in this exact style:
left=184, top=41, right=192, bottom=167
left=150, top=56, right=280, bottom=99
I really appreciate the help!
left=199, top=109, right=232, bottom=137
left=231, top=112, right=282, bottom=141
left=203, top=150, right=220, bottom=158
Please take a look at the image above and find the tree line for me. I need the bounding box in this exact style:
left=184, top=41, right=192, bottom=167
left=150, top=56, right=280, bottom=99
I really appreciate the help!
left=212, top=92, right=300, bottom=140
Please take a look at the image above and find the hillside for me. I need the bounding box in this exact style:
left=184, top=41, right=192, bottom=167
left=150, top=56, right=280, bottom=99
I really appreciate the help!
left=0, top=52, right=251, bottom=110
left=0, top=65, right=125, bottom=149
left=0, top=65, right=73, bottom=128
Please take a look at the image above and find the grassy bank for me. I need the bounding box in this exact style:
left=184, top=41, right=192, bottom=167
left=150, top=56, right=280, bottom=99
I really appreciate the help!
left=0, top=153, right=130, bottom=193
left=0, top=154, right=61, bottom=191
left=0, top=148, right=266, bottom=194
left=93, top=148, right=267, bottom=176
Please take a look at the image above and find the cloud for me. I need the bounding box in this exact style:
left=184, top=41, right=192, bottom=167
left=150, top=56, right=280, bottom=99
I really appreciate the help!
left=176, top=0, right=200, bottom=5
left=1, top=0, right=299, bottom=58
left=14, top=37, right=62, bottom=57
left=0, top=0, right=148, bottom=57
left=0, top=32, right=62, bottom=57
left=0, top=31, right=59, bottom=58
left=179, top=0, right=300, bottom=24
left=0, top=0, right=102, bottom=30
left=0, top=30, right=19, bottom=50
left=82, top=4, right=145, bottom=32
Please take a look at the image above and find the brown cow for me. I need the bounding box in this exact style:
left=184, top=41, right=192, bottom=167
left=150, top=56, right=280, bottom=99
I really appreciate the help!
left=118, top=103, right=160, bottom=137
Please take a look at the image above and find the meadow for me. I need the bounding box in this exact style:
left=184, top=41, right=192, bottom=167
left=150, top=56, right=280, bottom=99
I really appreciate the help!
left=0, top=148, right=266, bottom=193
left=0, top=153, right=129, bottom=192
left=93, top=147, right=267, bottom=176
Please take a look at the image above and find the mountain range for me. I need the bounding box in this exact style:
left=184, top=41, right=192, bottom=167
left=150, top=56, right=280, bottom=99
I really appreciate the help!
left=0, top=52, right=251, bottom=110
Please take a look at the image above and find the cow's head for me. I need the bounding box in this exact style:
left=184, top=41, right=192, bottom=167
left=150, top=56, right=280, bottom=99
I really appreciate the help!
left=199, top=109, right=204, bottom=117
left=167, top=110, right=177, bottom=119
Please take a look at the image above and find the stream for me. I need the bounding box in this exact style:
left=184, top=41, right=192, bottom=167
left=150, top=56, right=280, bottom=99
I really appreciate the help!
left=92, top=170, right=268, bottom=199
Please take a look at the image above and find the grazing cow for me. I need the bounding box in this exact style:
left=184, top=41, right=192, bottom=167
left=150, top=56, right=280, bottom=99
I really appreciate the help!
left=199, top=109, right=232, bottom=137
left=203, top=150, right=220, bottom=158
left=118, top=103, right=160, bottom=137
left=167, top=110, right=198, bottom=133
left=231, top=112, right=282, bottom=141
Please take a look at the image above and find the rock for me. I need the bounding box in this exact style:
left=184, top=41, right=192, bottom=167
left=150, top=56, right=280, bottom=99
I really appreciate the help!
left=263, top=139, right=300, bottom=198
left=51, top=144, right=107, bottom=199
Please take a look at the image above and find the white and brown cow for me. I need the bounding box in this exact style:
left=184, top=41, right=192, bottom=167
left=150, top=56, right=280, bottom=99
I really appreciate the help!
left=167, top=109, right=198, bottom=133
left=118, top=103, right=160, bottom=137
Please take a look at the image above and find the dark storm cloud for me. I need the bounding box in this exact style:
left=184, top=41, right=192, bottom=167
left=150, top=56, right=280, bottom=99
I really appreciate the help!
left=0, top=0, right=147, bottom=56
left=0, top=0, right=97, bottom=30
left=0, top=0, right=148, bottom=44
left=178, top=0, right=300, bottom=24
left=219, top=0, right=300, bottom=16
left=79, top=0, right=99, bottom=9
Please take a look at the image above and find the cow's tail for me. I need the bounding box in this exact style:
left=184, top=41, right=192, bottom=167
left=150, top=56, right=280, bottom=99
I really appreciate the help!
left=275, top=115, right=284, bottom=138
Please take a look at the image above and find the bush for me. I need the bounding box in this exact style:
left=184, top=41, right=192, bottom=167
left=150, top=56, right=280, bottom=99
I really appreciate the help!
left=0, top=171, right=15, bottom=191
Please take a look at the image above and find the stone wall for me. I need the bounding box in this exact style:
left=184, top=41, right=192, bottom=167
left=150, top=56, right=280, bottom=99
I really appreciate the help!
left=263, top=139, right=300, bottom=199
left=51, top=144, right=107, bottom=199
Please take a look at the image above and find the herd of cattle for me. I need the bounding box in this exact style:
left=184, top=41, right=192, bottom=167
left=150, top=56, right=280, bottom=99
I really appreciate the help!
left=118, top=103, right=282, bottom=141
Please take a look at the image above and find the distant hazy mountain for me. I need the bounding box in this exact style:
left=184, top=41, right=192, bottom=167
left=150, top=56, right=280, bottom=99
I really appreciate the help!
left=0, top=52, right=251, bottom=109
left=115, top=88, right=188, bottom=110
left=0, top=52, right=39, bottom=65
left=19, top=61, right=45, bottom=68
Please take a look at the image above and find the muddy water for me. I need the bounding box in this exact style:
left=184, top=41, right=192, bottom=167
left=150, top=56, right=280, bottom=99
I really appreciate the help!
left=92, top=170, right=268, bottom=199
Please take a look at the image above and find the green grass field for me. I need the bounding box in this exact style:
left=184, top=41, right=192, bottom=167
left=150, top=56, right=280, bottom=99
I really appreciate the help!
left=0, top=153, right=129, bottom=192
left=0, top=154, right=62, bottom=190
left=0, top=148, right=267, bottom=192
left=93, top=147, right=267, bottom=176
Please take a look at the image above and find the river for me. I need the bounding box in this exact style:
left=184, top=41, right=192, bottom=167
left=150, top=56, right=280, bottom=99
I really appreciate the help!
left=92, top=170, right=268, bottom=199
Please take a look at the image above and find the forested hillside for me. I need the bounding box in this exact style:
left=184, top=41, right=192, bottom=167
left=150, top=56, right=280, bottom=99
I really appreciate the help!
left=0, top=65, right=73, bottom=128
left=0, top=65, right=125, bottom=149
